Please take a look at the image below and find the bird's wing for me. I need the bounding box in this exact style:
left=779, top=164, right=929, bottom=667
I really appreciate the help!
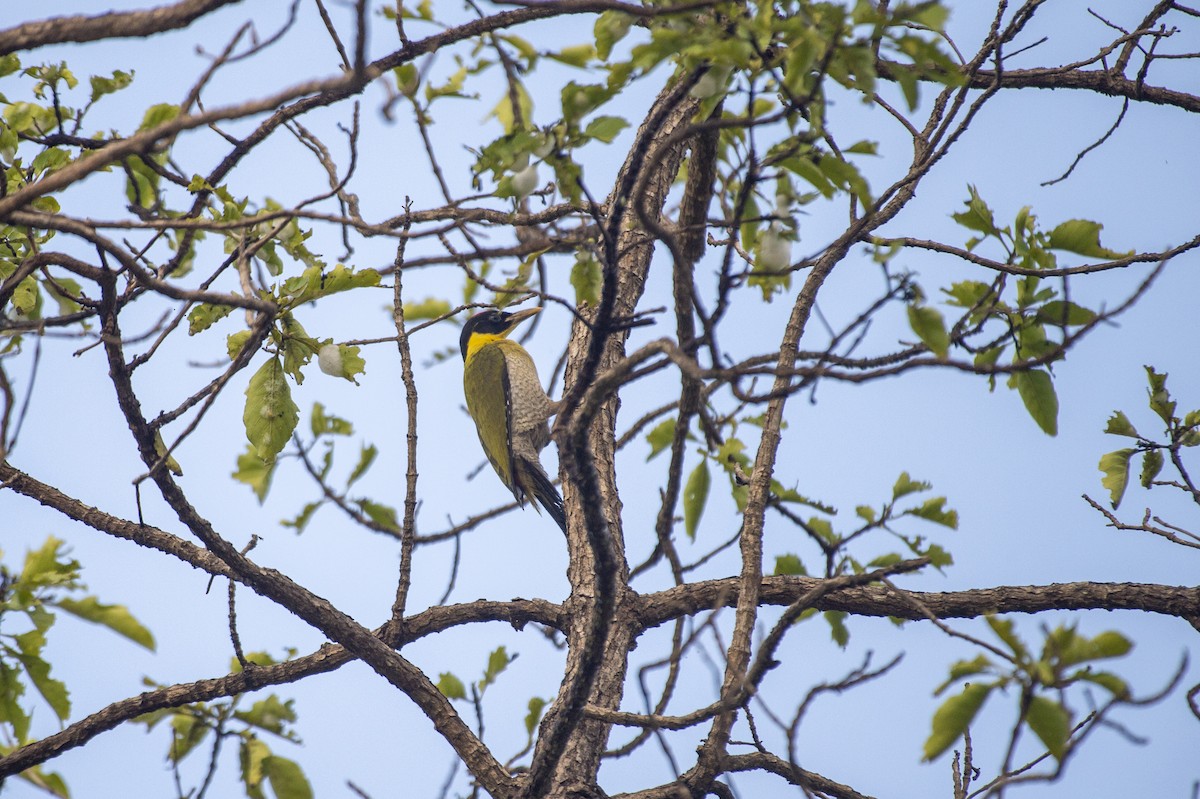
left=463, top=343, right=518, bottom=499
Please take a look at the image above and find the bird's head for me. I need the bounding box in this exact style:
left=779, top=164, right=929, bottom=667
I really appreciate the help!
left=459, top=306, right=541, bottom=360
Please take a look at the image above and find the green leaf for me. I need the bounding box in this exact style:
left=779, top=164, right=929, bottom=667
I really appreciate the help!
left=55, top=596, right=155, bottom=650
left=233, top=651, right=280, bottom=672
left=560, top=81, right=617, bottom=126
left=549, top=43, right=596, bottom=68
left=892, top=472, right=930, bottom=500
left=717, top=437, right=748, bottom=471
left=1014, top=369, right=1058, bottom=436
left=316, top=343, right=365, bottom=384
left=9, top=275, right=40, bottom=317
left=943, top=280, right=994, bottom=309
left=937, top=655, right=993, bottom=692
left=923, top=543, right=954, bottom=569
left=490, top=250, right=538, bottom=306
left=240, top=736, right=270, bottom=795
left=14, top=635, right=69, bottom=721
left=901, top=1, right=950, bottom=30
left=1035, top=300, right=1097, bottom=326
left=1025, top=695, right=1070, bottom=760
left=44, top=275, right=82, bottom=315
left=348, top=444, right=378, bottom=486
left=89, top=69, right=133, bottom=102
left=280, top=316, right=317, bottom=383
left=139, top=103, right=179, bottom=131
left=31, top=147, right=70, bottom=177
left=583, top=115, right=628, bottom=143
left=524, top=696, right=548, bottom=736
left=570, top=251, right=602, bottom=306
left=187, top=302, right=235, bottom=335
left=0, top=54, right=20, bottom=79
left=243, top=357, right=299, bottom=462
left=1183, top=410, right=1200, bottom=433
left=235, top=695, right=297, bottom=736
left=126, top=157, right=161, bottom=209
left=1098, top=448, right=1134, bottom=509
left=985, top=615, right=1028, bottom=661
left=281, top=501, right=322, bottom=533
left=357, top=499, right=400, bottom=532
left=774, top=553, right=807, bottom=576
left=1088, top=630, right=1133, bottom=660
left=1145, top=365, right=1176, bottom=424
left=907, top=497, right=959, bottom=529
left=437, top=672, right=466, bottom=700
left=13, top=762, right=68, bottom=798
left=403, top=297, right=451, bottom=321
left=490, top=79, right=533, bottom=135
left=771, top=482, right=835, bottom=513
left=825, top=610, right=850, bottom=648
left=263, top=756, right=313, bottom=799
left=480, top=646, right=515, bottom=692
left=233, top=445, right=277, bottom=503
left=783, top=156, right=835, bottom=198
left=923, top=682, right=993, bottom=761
left=816, top=154, right=871, bottom=206
left=0, top=662, right=32, bottom=743
left=171, top=713, right=210, bottom=763
left=908, top=304, right=949, bottom=357
left=845, top=139, right=878, bottom=155
left=278, top=264, right=380, bottom=308
left=227, top=329, right=253, bottom=361
left=310, top=402, right=353, bottom=437
left=393, top=63, right=419, bottom=97
left=594, top=10, right=633, bottom=61
left=1076, top=670, right=1129, bottom=699
left=855, top=505, right=877, bottom=523
left=952, top=185, right=998, bottom=237
left=867, top=552, right=902, bottom=568
left=3, top=102, right=56, bottom=136
left=1047, top=219, right=1125, bottom=258
left=1104, top=410, right=1139, bottom=439
left=19, top=536, right=78, bottom=589
left=683, top=459, right=711, bottom=540
left=152, top=430, right=183, bottom=476
left=425, top=63, right=468, bottom=102
left=1140, top=449, right=1164, bottom=488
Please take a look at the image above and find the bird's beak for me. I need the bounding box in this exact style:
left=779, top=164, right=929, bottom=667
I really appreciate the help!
left=502, top=306, right=541, bottom=335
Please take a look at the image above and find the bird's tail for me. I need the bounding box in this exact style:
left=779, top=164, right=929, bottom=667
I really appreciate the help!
left=516, top=458, right=567, bottom=534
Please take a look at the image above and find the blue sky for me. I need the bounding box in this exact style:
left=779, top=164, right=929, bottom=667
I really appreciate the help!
left=4, top=2, right=1199, bottom=797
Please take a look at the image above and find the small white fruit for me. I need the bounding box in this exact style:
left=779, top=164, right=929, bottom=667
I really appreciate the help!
left=318, top=343, right=343, bottom=377
left=512, top=162, right=539, bottom=199
left=756, top=222, right=792, bottom=271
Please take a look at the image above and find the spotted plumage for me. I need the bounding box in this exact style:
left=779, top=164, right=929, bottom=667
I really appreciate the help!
left=460, top=307, right=565, bottom=533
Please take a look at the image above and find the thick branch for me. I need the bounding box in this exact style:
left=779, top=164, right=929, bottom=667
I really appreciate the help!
left=0, top=0, right=244, bottom=55
left=94, top=273, right=515, bottom=798
left=877, top=59, right=1200, bottom=114
left=0, top=595, right=562, bottom=779
left=0, top=461, right=231, bottom=578
left=638, top=575, right=1200, bottom=630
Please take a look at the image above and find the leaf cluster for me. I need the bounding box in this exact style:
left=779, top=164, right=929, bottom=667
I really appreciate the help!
left=924, top=617, right=1133, bottom=763
left=0, top=537, right=154, bottom=796
left=139, top=651, right=311, bottom=799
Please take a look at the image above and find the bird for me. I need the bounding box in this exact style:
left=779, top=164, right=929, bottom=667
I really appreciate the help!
left=459, top=306, right=566, bottom=533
